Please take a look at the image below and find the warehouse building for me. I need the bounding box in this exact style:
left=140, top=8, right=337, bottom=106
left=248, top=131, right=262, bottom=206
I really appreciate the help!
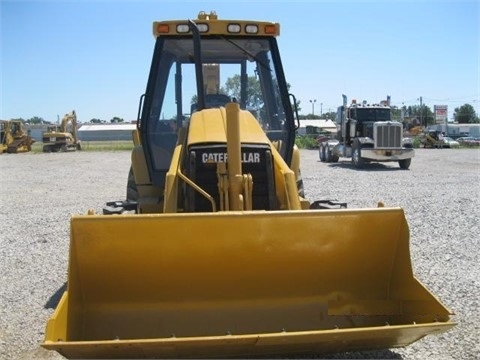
left=77, top=124, right=136, bottom=141
left=297, top=119, right=337, bottom=136
left=427, top=123, right=480, bottom=138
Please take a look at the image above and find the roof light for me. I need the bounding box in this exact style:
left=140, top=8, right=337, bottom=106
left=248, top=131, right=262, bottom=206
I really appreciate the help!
left=264, top=24, right=277, bottom=34
left=176, top=24, right=190, bottom=33
left=157, top=24, right=170, bottom=33
left=245, top=24, right=258, bottom=34
left=197, top=11, right=208, bottom=20
left=227, top=23, right=241, bottom=33
left=197, top=23, right=209, bottom=32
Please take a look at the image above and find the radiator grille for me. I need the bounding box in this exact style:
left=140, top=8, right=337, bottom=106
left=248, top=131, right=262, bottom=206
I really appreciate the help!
left=187, top=144, right=276, bottom=212
left=375, top=123, right=402, bottom=148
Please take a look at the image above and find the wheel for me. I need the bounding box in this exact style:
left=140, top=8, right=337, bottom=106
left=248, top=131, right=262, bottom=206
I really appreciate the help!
left=319, top=144, right=326, bottom=162
left=352, top=144, right=364, bottom=168
left=126, top=167, right=139, bottom=202
left=326, top=147, right=332, bottom=162
left=331, top=154, right=339, bottom=163
left=296, top=169, right=305, bottom=198
left=399, top=159, right=411, bottom=170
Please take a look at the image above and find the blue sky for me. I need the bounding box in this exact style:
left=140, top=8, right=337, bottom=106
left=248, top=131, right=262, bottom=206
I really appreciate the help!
left=1, top=0, right=478, bottom=122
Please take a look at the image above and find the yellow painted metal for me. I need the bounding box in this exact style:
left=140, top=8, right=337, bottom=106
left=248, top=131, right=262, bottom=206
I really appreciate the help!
left=188, top=108, right=269, bottom=146
left=42, top=207, right=454, bottom=358
left=0, top=120, right=35, bottom=153
left=225, top=103, right=244, bottom=210
left=153, top=11, right=280, bottom=38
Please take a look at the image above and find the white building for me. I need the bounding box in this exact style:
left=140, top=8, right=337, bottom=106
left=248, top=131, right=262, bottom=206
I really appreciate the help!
left=78, top=124, right=136, bottom=141
left=297, top=119, right=337, bottom=135
left=427, top=123, right=480, bottom=138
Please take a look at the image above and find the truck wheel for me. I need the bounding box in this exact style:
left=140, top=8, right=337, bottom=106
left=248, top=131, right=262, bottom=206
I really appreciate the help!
left=331, top=154, right=339, bottom=163
left=326, top=147, right=332, bottom=162
left=399, top=159, right=411, bottom=170
left=319, top=144, right=326, bottom=162
left=352, top=145, right=364, bottom=168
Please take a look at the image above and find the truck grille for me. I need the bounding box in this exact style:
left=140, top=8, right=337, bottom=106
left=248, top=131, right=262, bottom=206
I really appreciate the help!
left=374, top=122, right=402, bottom=148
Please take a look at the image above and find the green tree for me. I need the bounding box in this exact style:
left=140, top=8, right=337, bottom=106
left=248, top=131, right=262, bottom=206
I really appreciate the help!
left=221, top=74, right=262, bottom=109
left=25, top=116, right=45, bottom=124
left=391, top=106, right=402, bottom=121
left=90, top=118, right=103, bottom=123
left=191, top=75, right=301, bottom=115
left=406, top=105, right=434, bottom=126
left=10, top=117, right=25, bottom=123
left=221, top=74, right=301, bottom=112
left=110, top=117, right=124, bottom=123
left=321, top=111, right=337, bottom=121
left=454, top=104, right=479, bottom=123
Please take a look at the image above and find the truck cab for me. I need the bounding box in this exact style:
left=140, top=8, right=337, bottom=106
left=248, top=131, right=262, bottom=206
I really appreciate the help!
left=320, top=95, right=414, bottom=169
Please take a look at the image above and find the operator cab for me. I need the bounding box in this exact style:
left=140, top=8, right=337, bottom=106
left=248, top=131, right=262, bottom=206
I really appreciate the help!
left=139, top=12, right=297, bottom=186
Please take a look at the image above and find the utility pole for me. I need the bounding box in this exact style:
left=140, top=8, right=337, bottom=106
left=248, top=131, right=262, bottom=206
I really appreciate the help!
left=418, top=96, right=424, bottom=127
left=309, top=99, right=316, bottom=117
left=320, top=102, right=323, bottom=117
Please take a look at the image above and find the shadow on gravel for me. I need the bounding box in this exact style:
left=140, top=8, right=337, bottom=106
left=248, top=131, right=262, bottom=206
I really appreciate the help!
left=318, top=349, right=403, bottom=359
left=45, top=282, right=67, bottom=309
left=325, top=161, right=405, bottom=172
left=245, top=348, right=403, bottom=359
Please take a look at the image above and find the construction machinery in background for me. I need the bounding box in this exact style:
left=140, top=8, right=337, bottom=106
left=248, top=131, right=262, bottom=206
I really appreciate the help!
left=319, top=95, right=415, bottom=169
left=42, top=110, right=81, bottom=152
left=42, top=12, right=454, bottom=359
left=0, top=120, right=35, bottom=154
left=421, top=130, right=444, bottom=148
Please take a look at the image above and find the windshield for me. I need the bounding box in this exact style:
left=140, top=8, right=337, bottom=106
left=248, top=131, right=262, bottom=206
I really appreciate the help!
left=351, top=108, right=391, bottom=122
left=141, top=35, right=294, bottom=186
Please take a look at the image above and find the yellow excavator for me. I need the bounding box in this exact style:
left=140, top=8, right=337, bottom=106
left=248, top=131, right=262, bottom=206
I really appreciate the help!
left=0, top=120, right=35, bottom=154
left=42, top=110, right=81, bottom=152
left=42, top=12, right=455, bottom=359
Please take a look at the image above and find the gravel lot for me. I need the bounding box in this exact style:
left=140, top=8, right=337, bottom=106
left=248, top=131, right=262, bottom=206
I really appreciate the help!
left=1, top=148, right=479, bottom=359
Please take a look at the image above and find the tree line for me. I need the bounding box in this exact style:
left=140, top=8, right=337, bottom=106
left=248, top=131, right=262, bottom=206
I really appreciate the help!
left=8, top=73, right=479, bottom=125
left=299, top=104, right=479, bottom=125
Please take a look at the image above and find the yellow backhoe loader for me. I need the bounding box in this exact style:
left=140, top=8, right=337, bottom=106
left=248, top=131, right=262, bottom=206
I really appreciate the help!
left=42, top=110, right=81, bottom=152
left=0, top=120, right=35, bottom=154
left=42, top=12, right=455, bottom=359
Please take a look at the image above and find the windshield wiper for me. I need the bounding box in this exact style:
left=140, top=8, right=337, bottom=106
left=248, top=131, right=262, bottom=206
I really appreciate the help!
left=219, top=35, right=272, bottom=72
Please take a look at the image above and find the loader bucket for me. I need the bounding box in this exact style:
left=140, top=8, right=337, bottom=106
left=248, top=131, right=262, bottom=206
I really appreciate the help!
left=43, top=207, right=454, bottom=359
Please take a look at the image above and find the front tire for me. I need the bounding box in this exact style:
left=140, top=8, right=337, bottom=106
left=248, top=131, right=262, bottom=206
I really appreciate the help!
left=326, top=147, right=333, bottom=162
left=352, top=143, right=364, bottom=168
left=126, top=167, right=139, bottom=202
left=399, top=159, right=411, bottom=170
left=319, top=144, right=326, bottom=162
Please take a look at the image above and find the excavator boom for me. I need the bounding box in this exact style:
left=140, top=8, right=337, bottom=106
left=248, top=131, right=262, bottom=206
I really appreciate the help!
left=42, top=110, right=81, bottom=152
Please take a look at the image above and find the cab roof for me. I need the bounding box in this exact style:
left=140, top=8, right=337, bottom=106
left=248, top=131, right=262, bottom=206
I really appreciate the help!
left=153, top=11, right=280, bottom=38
